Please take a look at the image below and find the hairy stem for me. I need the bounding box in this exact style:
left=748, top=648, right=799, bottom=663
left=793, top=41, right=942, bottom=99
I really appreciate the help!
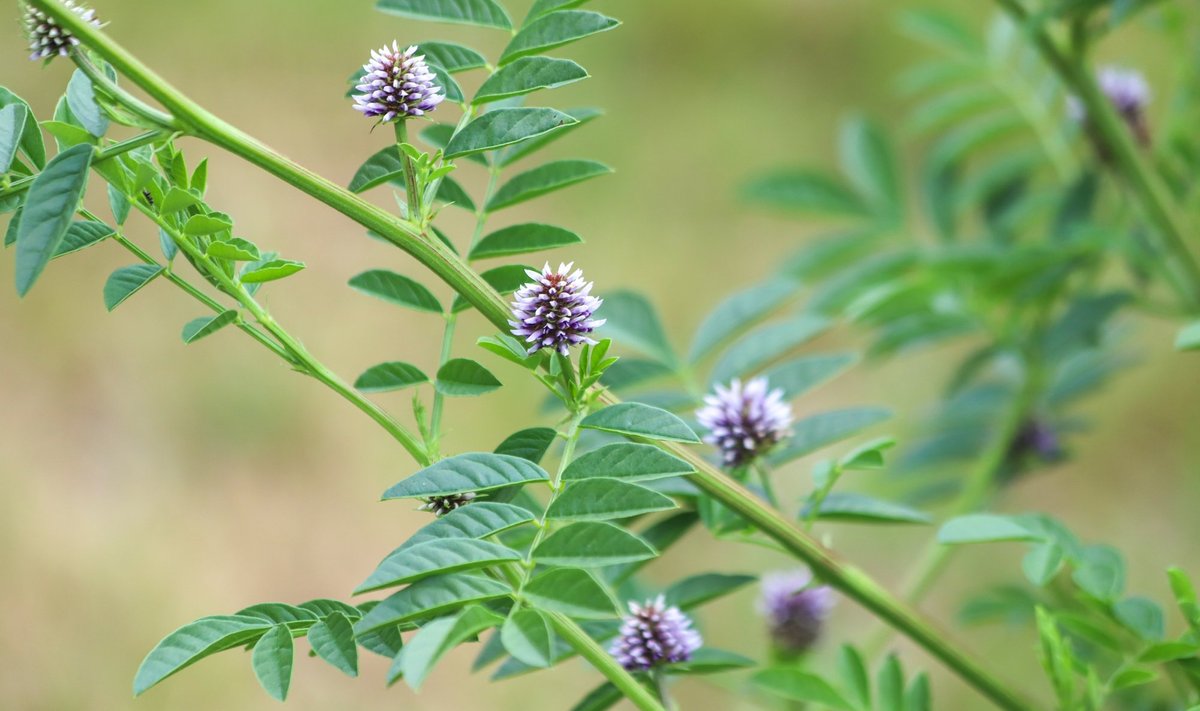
left=993, top=0, right=1200, bottom=309
left=41, top=5, right=1037, bottom=707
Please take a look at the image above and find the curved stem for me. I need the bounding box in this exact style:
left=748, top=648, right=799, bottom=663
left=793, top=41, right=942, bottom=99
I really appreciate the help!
left=545, top=611, right=664, bottom=711
left=993, top=0, right=1200, bottom=310
left=39, top=6, right=1038, bottom=707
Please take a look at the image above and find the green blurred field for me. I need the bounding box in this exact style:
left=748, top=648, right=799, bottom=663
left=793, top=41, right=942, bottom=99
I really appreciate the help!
left=2, top=1, right=1199, bottom=709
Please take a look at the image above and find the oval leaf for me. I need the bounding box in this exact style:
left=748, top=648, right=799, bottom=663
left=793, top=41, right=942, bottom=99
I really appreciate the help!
left=547, top=478, right=676, bottom=521
left=53, top=219, right=113, bottom=258
left=444, top=108, right=578, bottom=159
left=396, top=502, right=536, bottom=554
left=355, top=538, right=522, bottom=594
left=435, top=358, right=502, bottom=396
left=251, top=624, right=294, bottom=701
left=531, top=521, right=657, bottom=567
left=418, top=41, right=487, bottom=73
left=501, top=609, right=555, bottom=668
left=802, top=492, right=931, bottom=525
left=499, top=10, right=620, bottom=65
left=474, top=57, right=589, bottom=105
left=486, top=159, right=611, bottom=211
left=0, top=103, right=26, bottom=173
left=182, top=310, right=238, bottom=344
left=104, top=264, right=163, bottom=311
left=580, top=403, right=699, bottom=443
left=937, top=514, right=1042, bottom=545
left=469, top=223, right=582, bottom=260
left=349, top=269, right=442, bottom=313
left=562, top=442, right=694, bottom=482
left=376, top=0, right=512, bottom=29
left=15, top=143, right=93, bottom=296
left=355, top=361, right=429, bottom=393
left=400, top=605, right=505, bottom=691
left=355, top=574, right=511, bottom=635
left=307, top=612, right=358, bottom=677
left=521, top=568, right=619, bottom=619
left=382, top=453, right=549, bottom=500
left=240, top=258, right=304, bottom=284
left=133, top=615, right=273, bottom=695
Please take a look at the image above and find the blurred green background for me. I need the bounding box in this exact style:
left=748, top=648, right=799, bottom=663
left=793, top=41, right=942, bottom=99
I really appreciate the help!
left=2, top=1, right=1199, bottom=709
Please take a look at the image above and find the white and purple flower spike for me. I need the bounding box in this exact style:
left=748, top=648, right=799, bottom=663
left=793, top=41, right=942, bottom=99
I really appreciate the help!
left=609, top=595, right=702, bottom=672
left=696, top=377, right=793, bottom=468
left=759, top=569, right=835, bottom=655
left=352, top=41, right=445, bottom=123
left=509, top=262, right=606, bottom=356
left=23, top=1, right=101, bottom=61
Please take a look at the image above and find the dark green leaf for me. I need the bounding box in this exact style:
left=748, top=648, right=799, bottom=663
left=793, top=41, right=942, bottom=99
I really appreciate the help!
left=452, top=264, right=530, bottom=312
left=763, top=353, right=857, bottom=400
left=236, top=602, right=319, bottom=627
left=528, top=0, right=590, bottom=19
left=251, top=625, right=294, bottom=701
left=802, top=492, right=930, bottom=525
left=396, top=502, right=536, bottom=554
left=444, top=108, right=578, bottom=159
left=522, top=568, right=618, bottom=619
left=429, top=63, right=465, bottom=103
left=182, top=213, right=232, bottom=236
left=532, top=521, right=657, bottom=567
left=66, top=70, right=109, bottom=138
left=103, top=264, right=163, bottom=311
left=375, top=0, right=512, bottom=29
left=743, top=169, right=869, bottom=217
left=240, top=259, right=304, bottom=284
left=1114, top=597, right=1164, bottom=641
left=568, top=682, right=622, bottom=711
left=399, top=606, right=505, bottom=690
left=501, top=609, right=554, bottom=667
left=667, top=648, right=755, bottom=674
left=663, top=573, right=755, bottom=610
left=547, top=478, right=676, bottom=521
left=0, top=88, right=44, bottom=169
left=498, top=107, right=601, bottom=167
left=469, top=223, right=582, bottom=260
left=15, top=143, right=93, bottom=296
left=355, top=362, right=429, bottom=393
left=348, top=146, right=405, bottom=193
left=599, top=291, right=677, bottom=366
left=767, top=407, right=892, bottom=466
left=494, top=427, right=556, bottom=463
left=182, top=311, right=238, bottom=344
left=838, top=645, right=871, bottom=709
left=436, top=175, right=475, bottom=210
left=133, top=615, right=273, bottom=695
left=53, top=219, right=113, bottom=258
left=3, top=207, right=21, bottom=247
left=877, top=654, right=903, bottom=711
left=0, top=104, right=25, bottom=173
left=752, top=668, right=854, bottom=709
left=159, top=187, right=202, bottom=215
left=500, top=11, right=620, bottom=65
left=418, top=41, right=487, bottom=72
left=938, top=514, right=1042, bottom=545
left=436, top=358, right=502, bottom=396
left=475, top=57, right=589, bottom=104
left=562, top=442, right=693, bottom=482
left=580, top=403, right=699, bottom=443
left=349, top=269, right=442, bottom=313
left=307, top=612, right=358, bottom=677
left=486, top=159, right=611, bottom=211
left=383, top=453, right=549, bottom=500
left=355, top=574, right=511, bottom=635
left=1072, top=544, right=1125, bottom=601
left=838, top=115, right=899, bottom=218
left=688, top=280, right=796, bottom=363
left=1022, top=543, right=1064, bottom=587
left=356, top=538, right=522, bottom=593
left=710, top=315, right=830, bottom=385
left=206, top=237, right=261, bottom=261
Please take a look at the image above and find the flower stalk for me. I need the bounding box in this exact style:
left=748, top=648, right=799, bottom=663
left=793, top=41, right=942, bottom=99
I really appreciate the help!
left=33, top=3, right=1037, bottom=707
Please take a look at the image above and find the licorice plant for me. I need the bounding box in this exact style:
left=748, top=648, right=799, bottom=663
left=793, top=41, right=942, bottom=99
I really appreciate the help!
left=3, top=1, right=1200, bottom=710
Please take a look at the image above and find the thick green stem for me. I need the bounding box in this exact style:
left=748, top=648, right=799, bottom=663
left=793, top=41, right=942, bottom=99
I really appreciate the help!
left=993, top=0, right=1200, bottom=310
left=40, top=6, right=1038, bottom=707
left=393, top=121, right=422, bottom=224
left=545, top=611, right=665, bottom=711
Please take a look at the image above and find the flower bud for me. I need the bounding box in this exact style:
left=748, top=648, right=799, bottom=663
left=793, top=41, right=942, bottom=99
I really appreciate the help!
left=352, top=42, right=445, bottom=123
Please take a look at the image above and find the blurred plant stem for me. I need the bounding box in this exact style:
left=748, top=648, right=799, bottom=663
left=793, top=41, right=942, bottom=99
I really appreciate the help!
left=39, top=3, right=1039, bottom=707
left=993, top=0, right=1200, bottom=311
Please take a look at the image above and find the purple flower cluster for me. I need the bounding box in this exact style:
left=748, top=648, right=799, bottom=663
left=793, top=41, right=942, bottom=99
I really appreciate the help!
left=696, top=377, right=793, bottom=467
left=759, top=569, right=834, bottom=655
left=1067, top=66, right=1151, bottom=146
left=609, top=596, right=702, bottom=672
left=417, top=492, right=476, bottom=517
left=24, top=1, right=100, bottom=61
left=352, top=42, right=444, bottom=123
left=509, top=262, right=605, bottom=356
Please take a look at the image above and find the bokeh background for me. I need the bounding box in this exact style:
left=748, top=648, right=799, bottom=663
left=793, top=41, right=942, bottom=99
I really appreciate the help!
left=2, top=1, right=1199, bottom=709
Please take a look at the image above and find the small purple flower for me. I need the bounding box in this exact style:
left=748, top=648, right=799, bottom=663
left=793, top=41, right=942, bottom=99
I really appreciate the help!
left=509, top=262, right=605, bottom=356
left=417, top=492, right=476, bottom=517
left=609, top=595, right=702, bottom=672
left=759, top=569, right=835, bottom=656
left=352, top=42, right=445, bottom=123
left=23, top=1, right=101, bottom=61
left=1067, top=66, right=1151, bottom=146
left=696, top=377, right=793, bottom=468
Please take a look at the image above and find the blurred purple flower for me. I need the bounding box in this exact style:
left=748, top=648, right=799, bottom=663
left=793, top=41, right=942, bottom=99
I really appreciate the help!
left=417, top=492, right=475, bottom=517
left=24, top=1, right=100, bottom=61
left=609, top=595, right=702, bottom=671
left=1067, top=66, right=1151, bottom=146
left=509, top=262, right=605, bottom=356
left=352, top=42, right=444, bottom=123
left=759, top=569, right=834, bottom=655
left=696, top=377, right=793, bottom=467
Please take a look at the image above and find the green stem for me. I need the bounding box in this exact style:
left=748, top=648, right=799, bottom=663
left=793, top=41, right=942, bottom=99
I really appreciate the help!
left=0, top=129, right=169, bottom=201
left=993, top=0, right=1200, bottom=310
left=651, top=668, right=678, bottom=711
left=751, top=460, right=780, bottom=508
left=74, top=51, right=178, bottom=130
left=393, top=121, right=422, bottom=224
left=43, top=7, right=1037, bottom=707
left=545, top=611, right=664, bottom=711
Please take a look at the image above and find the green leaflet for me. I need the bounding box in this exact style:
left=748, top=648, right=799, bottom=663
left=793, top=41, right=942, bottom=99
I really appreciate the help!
left=375, top=0, right=512, bottom=29
left=486, top=159, right=611, bottom=211
left=499, top=10, right=620, bottom=65
left=531, top=521, right=658, bottom=567
left=182, top=310, right=238, bottom=344
left=354, top=574, right=511, bottom=635
left=103, top=264, right=163, bottom=311
left=663, top=573, right=756, bottom=610
left=469, top=223, right=582, bottom=260
left=307, top=612, right=358, bottom=677
left=435, top=358, right=503, bottom=396
left=66, top=70, right=109, bottom=138
left=394, top=502, right=536, bottom=554
left=134, top=615, right=274, bottom=695
left=15, top=143, right=93, bottom=296
left=688, top=280, right=797, bottom=363
left=0, top=103, right=25, bottom=173
left=501, top=608, right=555, bottom=668
left=709, top=315, right=830, bottom=385
left=938, top=514, right=1043, bottom=544
left=250, top=624, right=294, bottom=701
left=354, top=362, right=429, bottom=393
left=382, top=453, right=549, bottom=499
left=801, top=492, right=931, bottom=525
left=521, top=567, right=619, bottom=619
left=418, top=41, right=487, bottom=73
left=580, top=403, right=699, bottom=443
left=349, top=269, right=442, bottom=313
left=355, top=538, right=522, bottom=593
left=561, top=443, right=694, bottom=482
left=598, top=290, right=677, bottom=366
left=767, top=407, right=892, bottom=466
left=474, top=57, right=589, bottom=105
left=399, top=605, right=505, bottom=691
left=53, top=220, right=114, bottom=259
left=240, top=259, right=305, bottom=284
left=546, top=478, right=677, bottom=521
left=444, top=108, right=578, bottom=159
